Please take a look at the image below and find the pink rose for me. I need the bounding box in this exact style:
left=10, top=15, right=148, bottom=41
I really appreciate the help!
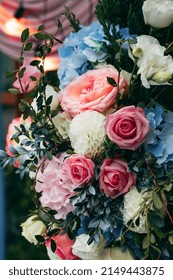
left=105, top=106, right=150, bottom=150
left=99, top=158, right=136, bottom=199
left=64, top=154, right=95, bottom=186
left=46, top=233, right=80, bottom=260
left=60, top=66, right=127, bottom=117
left=5, top=115, right=32, bottom=167
left=13, top=59, right=41, bottom=94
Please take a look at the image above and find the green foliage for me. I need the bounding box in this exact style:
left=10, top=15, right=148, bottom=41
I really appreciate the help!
left=63, top=6, right=81, bottom=32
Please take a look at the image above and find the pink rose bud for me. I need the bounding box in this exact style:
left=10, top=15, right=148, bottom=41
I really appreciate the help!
left=45, top=233, right=80, bottom=260
left=105, top=106, right=150, bottom=150
left=99, top=158, right=137, bottom=199
left=60, top=65, right=128, bottom=117
left=5, top=115, right=32, bottom=167
left=64, top=154, right=95, bottom=186
left=13, top=59, right=41, bottom=94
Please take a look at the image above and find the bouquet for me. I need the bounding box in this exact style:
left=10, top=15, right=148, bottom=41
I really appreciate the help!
left=1, top=0, right=173, bottom=260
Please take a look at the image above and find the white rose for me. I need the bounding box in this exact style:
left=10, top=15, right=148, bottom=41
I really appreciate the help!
left=52, top=111, right=72, bottom=139
left=72, top=234, right=133, bottom=260
left=32, top=85, right=60, bottom=112
left=20, top=215, right=46, bottom=245
left=122, top=186, right=152, bottom=234
left=142, top=0, right=173, bottom=29
left=72, top=234, right=105, bottom=259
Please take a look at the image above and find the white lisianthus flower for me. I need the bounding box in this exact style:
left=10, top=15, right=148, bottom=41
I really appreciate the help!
left=129, top=35, right=165, bottom=67
left=72, top=234, right=133, bottom=260
left=142, top=0, right=173, bottom=29
left=122, top=186, right=151, bottom=234
left=52, top=111, right=72, bottom=139
left=137, top=53, right=173, bottom=88
left=32, top=85, right=60, bottom=112
left=68, top=111, right=106, bottom=157
left=20, top=215, right=46, bottom=245
left=129, top=35, right=173, bottom=88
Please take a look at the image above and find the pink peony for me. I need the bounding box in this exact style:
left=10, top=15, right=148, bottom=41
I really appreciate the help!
left=99, top=158, right=136, bottom=199
left=35, top=153, right=76, bottom=219
left=13, top=59, right=41, bottom=94
left=64, top=154, right=95, bottom=186
left=60, top=65, right=128, bottom=117
left=5, top=115, right=32, bottom=167
left=46, top=232, right=80, bottom=260
left=105, top=106, right=150, bottom=150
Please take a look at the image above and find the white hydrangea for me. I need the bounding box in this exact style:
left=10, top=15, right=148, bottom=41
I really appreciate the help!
left=68, top=111, right=106, bottom=157
left=122, top=186, right=151, bottom=234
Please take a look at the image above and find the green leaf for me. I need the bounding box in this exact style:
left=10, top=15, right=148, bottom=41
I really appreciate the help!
left=18, top=67, right=26, bottom=79
left=8, top=88, right=20, bottom=95
left=38, top=25, right=45, bottom=31
left=148, top=211, right=165, bottom=228
left=46, top=95, right=53, bottom=106
left=107, top=76, right=117, bottom=87
left=164, top=184, right=172, bottom=192
left=5, top=70, right=17, bottom=78
left=46, top=151, right=53, bottom=161
left=34, top=32, right=51, bottom=40
left=30, top=60, right=41, bottom=66
left=24, top=42, right=33, bottom=51
left=21, top=28, right=30, bottom=42
left=152, top=192, right=163, bottom=210
left=35, top=235, right=45, bottom=243
left=50, top=239, right=57, bottom=253
left=88, top=185, right=96, bottom=195
left=30, top=76, right=38, bottom=81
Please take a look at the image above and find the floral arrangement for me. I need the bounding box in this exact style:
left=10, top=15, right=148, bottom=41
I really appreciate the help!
left=1, top=0, right=173, bottom=260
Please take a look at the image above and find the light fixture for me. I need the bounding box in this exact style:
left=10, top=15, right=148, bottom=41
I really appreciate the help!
left=0, top=1, right=36, bottom=37
left=0, top=0, right=97, bottom=71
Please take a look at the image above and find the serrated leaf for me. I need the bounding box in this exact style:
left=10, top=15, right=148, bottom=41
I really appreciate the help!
left=21, top=28, right=29, bottom=42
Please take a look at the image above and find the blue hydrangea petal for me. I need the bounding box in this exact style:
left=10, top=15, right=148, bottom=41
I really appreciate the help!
left=147, top=140, right=165, bottom=158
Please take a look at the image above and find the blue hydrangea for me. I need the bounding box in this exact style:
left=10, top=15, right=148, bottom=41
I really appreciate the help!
left=58, top=21, right=136, bottom=89
left=144, top=103, right=173, bottom=165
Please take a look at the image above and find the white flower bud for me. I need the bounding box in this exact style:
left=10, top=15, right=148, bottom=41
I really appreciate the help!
left=20, top=215, right=46, bottom=245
